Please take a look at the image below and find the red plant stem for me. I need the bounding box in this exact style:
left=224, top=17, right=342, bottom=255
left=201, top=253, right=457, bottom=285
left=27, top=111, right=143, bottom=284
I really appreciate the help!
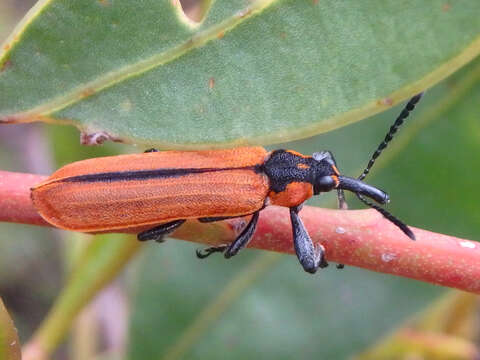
left=1, top=170, right=479, bottom=293
left=0, top=171, right=48, bottom=226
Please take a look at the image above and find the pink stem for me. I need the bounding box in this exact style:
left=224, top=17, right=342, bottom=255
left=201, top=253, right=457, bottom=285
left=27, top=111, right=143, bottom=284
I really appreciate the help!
left=0, top=171, right=48, bottom=226
left=1, top=170, right=479, bottom=293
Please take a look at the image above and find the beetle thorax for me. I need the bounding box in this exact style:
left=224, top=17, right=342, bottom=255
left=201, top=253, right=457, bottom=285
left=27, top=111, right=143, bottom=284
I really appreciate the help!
left=262, top=150, right=319, bottom=207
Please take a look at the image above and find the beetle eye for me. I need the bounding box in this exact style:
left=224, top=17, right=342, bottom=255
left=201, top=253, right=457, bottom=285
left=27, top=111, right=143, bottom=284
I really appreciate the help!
left=314, top=176, right=336, bottom=194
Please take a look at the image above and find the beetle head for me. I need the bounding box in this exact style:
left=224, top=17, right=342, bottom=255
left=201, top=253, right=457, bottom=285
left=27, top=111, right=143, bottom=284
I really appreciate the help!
left=312, top=151, right=388, bottom=204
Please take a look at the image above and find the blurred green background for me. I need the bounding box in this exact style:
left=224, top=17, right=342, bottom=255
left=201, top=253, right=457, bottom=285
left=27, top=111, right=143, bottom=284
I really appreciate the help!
left=0, top=1, right=479, bottom=359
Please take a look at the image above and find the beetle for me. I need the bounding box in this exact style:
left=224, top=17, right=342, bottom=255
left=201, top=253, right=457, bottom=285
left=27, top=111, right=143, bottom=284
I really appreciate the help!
left=31, top=93, right=423, bottom=274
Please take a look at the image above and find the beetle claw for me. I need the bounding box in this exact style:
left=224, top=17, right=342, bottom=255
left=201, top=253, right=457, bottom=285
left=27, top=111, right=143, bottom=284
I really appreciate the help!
left=315, top=243, right=329, bottom=269
left=196, top=245, right=228, bottom=259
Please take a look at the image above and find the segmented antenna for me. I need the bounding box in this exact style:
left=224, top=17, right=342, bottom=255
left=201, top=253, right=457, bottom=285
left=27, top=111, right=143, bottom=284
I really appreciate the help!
left=358, top=93, right=424, bottom=181
left=354, top=93, right=424, bottom=240
left=356, top=194, right=415, bottom=240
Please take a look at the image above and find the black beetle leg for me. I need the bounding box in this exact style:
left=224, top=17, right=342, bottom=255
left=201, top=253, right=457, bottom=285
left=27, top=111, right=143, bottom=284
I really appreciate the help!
left=198, top=215, right=241, bottom=223
left=196, top=211, right=260, bottom=260
left=290, top=205, right=328, bottom=274
left=224, top=211, right=260, bottom=258
left=144, top=148, right=159, bottom=153
left=137, top=219, right=186, bottom=242
left=196, top=245, right=228, bottom=259
left=337, top=189, right=348, bottom=210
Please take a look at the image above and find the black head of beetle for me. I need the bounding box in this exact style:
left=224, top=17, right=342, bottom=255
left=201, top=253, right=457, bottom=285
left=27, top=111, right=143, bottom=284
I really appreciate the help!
left=311, top=151, right=389, bottom=205
left=263, top=149, right=390, bottom=207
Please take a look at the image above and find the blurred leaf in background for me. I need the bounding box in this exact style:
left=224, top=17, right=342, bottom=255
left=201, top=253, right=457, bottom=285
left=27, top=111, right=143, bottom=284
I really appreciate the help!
left=0, top=297, right=21, bottom=360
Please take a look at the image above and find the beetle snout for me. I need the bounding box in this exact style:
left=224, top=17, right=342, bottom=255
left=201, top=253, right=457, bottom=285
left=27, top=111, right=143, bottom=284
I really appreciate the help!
left=338, top=176, right=389, bottom=204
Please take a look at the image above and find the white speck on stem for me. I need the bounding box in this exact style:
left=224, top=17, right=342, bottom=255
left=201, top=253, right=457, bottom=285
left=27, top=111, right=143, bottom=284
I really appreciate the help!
left=335, top=227, right=346, bottom=234
left=381, top=253, right=396, bottom=262
left=460, top=241, right=476, bottom=249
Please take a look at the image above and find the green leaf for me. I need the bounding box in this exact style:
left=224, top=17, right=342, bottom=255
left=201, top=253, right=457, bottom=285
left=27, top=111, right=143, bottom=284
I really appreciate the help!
left=1, top=0, right=479, bottom=148
left=0, top=297, right=21, bottom=360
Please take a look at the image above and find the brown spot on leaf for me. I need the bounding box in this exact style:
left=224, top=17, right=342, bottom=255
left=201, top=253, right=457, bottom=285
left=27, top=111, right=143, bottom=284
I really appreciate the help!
left=81, top=88, right=95, bottom=98
left=280, top=32, right=287, bottom=39
left=312, top=0, right=319, bottom=4
left=80, top=131, right=122, bottom=145
left=3, top=44, right=10, bottom=51
left=442, top=3, right=451, bottom=11
left=379, top=97, right=393, bottom=106
left=209, top=77, right=215, bottom=89
left=98, top=0, right=110, bottom=6
left=217, top=31, right=225, bottom=39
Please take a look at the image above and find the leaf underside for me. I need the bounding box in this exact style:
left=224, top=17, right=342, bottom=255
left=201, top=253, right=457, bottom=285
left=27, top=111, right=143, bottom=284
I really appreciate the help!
left=0, top=0, right=479, bottom=148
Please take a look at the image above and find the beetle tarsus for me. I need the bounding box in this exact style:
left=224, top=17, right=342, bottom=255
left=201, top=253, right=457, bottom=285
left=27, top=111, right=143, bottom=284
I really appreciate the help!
left=196, top=245, right=228, bottom=258
left=336, top=264, right=345, bottom=269
left=137, top=219, right=186, bottom=242
left=144, top=148, right=159, bottom=153
left=315, top=243, right=329, bottom=269
left=290, top=205, right=327, bottom=274
left=155, top=236, right=166, bottom=244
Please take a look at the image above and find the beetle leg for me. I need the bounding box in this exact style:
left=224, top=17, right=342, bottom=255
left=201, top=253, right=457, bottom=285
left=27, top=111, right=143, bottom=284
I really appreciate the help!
left=144, top=148, right=159, bottom=153
left=196, top=245, right=228, bottom=258
left=335, top=190, right=347, bottom=269
left=198, top=215, right=241, bottom=223
left=224, top=211, right=259, bottom=258
left=196, top=211, right=260, bottom=260
left=337, top=189, right=348, bottom=210
left=290, top=205, right=328, bottom=274
left=137, top=219, right=186, bottom=242
left=199, top=207, right=265, bottom=224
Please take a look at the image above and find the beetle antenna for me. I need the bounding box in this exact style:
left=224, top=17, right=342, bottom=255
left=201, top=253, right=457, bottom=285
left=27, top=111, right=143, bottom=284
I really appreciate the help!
left=356, top=194, right=415, bottom=240
left=358, top=93, right=424, bottom=181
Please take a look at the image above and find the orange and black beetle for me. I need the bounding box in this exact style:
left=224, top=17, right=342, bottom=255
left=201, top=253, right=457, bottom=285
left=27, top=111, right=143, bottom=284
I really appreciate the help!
left=31, top=94, right=423, bottom=273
